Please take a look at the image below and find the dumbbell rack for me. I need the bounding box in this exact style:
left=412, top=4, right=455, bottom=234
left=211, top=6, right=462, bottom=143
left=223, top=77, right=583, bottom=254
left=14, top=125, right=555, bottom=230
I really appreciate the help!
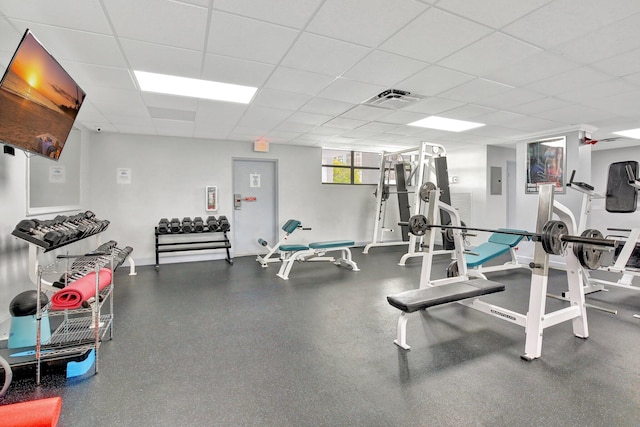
left=33, top=254, right=115, bottom=385
left=154, top=227, right=233, bottom=270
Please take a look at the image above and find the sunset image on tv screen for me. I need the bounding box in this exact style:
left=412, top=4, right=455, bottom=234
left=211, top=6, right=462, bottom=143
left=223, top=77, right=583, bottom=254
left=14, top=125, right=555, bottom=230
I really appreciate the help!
left=0, top=30, right=86, bottom=160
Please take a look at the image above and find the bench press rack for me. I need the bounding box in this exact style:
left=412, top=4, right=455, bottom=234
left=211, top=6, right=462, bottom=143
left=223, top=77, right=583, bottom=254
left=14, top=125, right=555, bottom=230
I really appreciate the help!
left=388, top=184, right=589, bottom=360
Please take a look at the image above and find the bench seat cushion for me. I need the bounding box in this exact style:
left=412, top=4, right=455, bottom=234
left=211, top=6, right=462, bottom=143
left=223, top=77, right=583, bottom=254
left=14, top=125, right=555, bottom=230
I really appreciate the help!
left=309, top=240, right=354, bottom=249
left=387, top=279, right=505, bottom=313
left=465, top=242, right=512, bottom=267
left=280, top=244, right=309, bottom=251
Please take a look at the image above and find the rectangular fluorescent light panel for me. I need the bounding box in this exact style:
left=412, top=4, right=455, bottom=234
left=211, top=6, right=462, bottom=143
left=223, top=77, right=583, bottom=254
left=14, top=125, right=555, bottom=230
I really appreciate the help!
left=407, top=116, right=485, bottom=132
left=134, top=70, right=256, bottom=104
left=614, top=128, right=640, bottom=139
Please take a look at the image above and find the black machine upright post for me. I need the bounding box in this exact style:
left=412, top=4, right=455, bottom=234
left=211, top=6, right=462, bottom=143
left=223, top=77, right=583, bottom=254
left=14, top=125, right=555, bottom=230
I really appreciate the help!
left=434, top=156, right=454, bottom=249
left=395, top=162, right=411, bottom=241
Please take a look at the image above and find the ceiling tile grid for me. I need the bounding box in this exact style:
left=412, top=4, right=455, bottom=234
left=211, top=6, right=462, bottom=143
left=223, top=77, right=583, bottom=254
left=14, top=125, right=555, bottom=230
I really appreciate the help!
left=0, top=0, right=639, bottom=150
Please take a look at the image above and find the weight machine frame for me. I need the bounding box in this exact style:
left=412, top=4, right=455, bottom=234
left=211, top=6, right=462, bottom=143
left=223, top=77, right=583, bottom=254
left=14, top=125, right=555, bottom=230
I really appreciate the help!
left=363, top=141, right=453, bottom=264
left=414, top=184, right=588, bottom=360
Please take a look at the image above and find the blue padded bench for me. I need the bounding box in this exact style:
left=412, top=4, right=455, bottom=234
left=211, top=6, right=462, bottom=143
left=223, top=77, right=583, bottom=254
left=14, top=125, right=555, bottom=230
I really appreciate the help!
left=309, top=240, right=355, bottom=249
left=279, top=244, right=309, bottom=251
left=276, top=239, right=359, bottom=280
left=465, top=229, right=527, bottom=268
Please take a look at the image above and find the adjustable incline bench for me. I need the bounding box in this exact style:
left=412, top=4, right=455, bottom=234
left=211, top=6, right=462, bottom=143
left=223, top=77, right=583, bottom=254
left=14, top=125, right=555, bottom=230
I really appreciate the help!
left=464, top=229, right=528, bottom=276
left=256, top=219, right=309, bottom=267
left=277, top=239, right=360, bottom=280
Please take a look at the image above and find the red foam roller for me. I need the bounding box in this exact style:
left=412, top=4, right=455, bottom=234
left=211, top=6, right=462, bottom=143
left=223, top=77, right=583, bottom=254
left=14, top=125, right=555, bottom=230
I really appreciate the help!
left=50, top=268, right=112, bottom=310
left=0, top=396, right=62, bottom=426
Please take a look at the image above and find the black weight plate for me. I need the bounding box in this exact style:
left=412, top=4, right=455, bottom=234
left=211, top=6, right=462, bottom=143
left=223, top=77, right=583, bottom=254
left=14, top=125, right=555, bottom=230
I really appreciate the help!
left=573, top=229, right=603, bottom=270
left=408, top=215, right=428, bottom=236
left=541, top=220, right=567, bottom=255
left=419, top=182, right=436, bottom=202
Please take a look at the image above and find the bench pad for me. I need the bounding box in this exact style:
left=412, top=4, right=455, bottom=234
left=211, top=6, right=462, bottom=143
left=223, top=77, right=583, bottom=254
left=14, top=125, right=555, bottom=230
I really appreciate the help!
left=465, top=242, right=512, bottom=267
left=387, top=279, right=505, bottom=313
left=280, top=244, right=309, bottom=251
left=309, top=240, right=354, bottom=249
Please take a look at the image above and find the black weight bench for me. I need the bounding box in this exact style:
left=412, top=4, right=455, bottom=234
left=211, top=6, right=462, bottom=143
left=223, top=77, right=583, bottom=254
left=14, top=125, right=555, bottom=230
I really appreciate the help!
left=387, top=279, right=506, bottom=349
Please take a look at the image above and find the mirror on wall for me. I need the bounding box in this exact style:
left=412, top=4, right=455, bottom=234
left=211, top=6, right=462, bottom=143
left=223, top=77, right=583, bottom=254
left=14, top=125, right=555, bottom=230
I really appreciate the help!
left=27, top=127, right=81, bottom=215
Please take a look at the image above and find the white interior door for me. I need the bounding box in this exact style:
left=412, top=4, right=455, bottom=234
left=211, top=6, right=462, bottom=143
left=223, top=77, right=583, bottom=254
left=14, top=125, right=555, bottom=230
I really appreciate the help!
left=232, top=159, right=277, bottom=256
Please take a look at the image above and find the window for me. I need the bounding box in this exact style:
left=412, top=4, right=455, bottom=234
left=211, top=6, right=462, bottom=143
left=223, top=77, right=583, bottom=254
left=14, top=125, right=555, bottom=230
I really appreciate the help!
left=321, top=149, right=380, bottom=184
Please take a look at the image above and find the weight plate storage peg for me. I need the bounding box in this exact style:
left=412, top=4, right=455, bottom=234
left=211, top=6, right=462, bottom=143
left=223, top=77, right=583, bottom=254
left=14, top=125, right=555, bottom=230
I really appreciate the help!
left=573, top=229, right=604, bottom=270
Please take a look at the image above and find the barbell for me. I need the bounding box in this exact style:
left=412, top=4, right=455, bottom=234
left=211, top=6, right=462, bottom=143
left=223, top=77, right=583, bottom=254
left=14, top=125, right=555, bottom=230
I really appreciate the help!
left=374, top=182, right=437, bottom=203
left=403, top=214, right=618, bottom=270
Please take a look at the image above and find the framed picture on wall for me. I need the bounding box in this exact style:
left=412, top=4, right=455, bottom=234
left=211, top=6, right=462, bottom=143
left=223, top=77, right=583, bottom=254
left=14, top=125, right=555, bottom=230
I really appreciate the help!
left=205, top=186, right=217, bottom=212
left=525, top=136, right=566, bottom=194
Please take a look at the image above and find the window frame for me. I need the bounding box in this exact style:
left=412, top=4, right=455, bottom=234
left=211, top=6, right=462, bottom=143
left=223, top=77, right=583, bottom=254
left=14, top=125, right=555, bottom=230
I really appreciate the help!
left=321, top=149, right=380, bottom=185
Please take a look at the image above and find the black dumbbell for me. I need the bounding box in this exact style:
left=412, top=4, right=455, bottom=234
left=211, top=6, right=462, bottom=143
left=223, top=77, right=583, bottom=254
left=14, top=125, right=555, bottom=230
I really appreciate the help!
left=205, top=216, right=218, bottom=232
left=218, top=216, right=230, bottom=232
left=193, top=217, right=204, bottom=232
left=182, top=217, right=193, bottom=233
left=158, top=218, right=170, bottom=234
left=14, top=219, right=63, bottom=246
left=170, top=218, right=181, bottom=233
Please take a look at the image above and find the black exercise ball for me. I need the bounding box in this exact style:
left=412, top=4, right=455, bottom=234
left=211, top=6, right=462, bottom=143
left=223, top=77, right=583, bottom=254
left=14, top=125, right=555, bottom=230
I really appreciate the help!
left=9, top=290, right=49, bottom=317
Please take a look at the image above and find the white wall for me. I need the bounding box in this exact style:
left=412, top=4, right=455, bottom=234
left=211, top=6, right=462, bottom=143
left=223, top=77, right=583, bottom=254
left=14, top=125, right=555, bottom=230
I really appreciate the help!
left=86, top=133, right=379, bottom=266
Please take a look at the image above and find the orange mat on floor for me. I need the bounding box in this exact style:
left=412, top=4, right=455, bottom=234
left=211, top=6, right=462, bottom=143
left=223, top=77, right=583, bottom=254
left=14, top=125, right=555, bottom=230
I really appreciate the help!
left=0, top=396, right=62, bottom=426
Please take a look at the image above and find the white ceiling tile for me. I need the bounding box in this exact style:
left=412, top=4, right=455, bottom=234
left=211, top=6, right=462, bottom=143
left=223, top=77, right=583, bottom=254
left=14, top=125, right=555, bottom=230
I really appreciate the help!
left=237, top=105, right=293, bottom=130
left=402, top=97, right=465, bottom=115
left=502, top=0, right=640, bottom=49
left=340, top=128, right=378, bottom=138
left=465, top=126, right=525, bottom=138
left=194, top=101, right=248, bottom=138
left=0, top=0, right=112, bottom=34
left=207, top=12, right=298, bottom=64
left=591, top=90, right=640, bottom=116
left=253, top=89, right=312, bottom=111
left=477, top=88, right=546, bottom=110
left=437, top=0, right=552, bottom=29
left=202, top=54, right=275, bottom=87
left=377, top=110, right=428, bottom=125
left=323, top=117, right=368, bottom=130
left=339, top=105, right=392, bottom=121
left=141, top=93, right=199, bottom=111
left=591, top=48, right=640, bottom=77
left=8, top=22, right=127, bottom=67
left=306, top=0, right=427, bottom=47
left=299, top=98, right=355, bottom=116
left=438, top=33, right=543, bottom=76
left=524, top=67, right=611, bottom=96
left=342, top=50, right=429, bottom=87
left=0, top=19, right=20, bottom=53
left=121, top=39, right=202, bottom=78
left=265, top=67, right=335, bottom=96
left=439, top=79, right=513, bottom=103
left=83, top=87, right=148, bottom=115
left=263, top=130, right=303, bottom=142
left=357, top=122, right=398, bottom=133
left=316, top=78, right=386, bottom=104
left=396, top=65, right=475, bottom=97
left=557, top=79, right=637, bottom=104
left=482, top=51, right=579, bottom=87
left=281, top=33, right=370, bottom=76
left=61, top=63, right=135, bottom=91
left=508, top=97, right=572, bottom=115
left=380, top=8, right=492, bottom=62
left=113, top=122, right=157, bottom=135
left=534, top=104, right=617, bottom=124
left=437, top=104, right=496, bottom=119
left=214, top=0, right=322, bottom=28
left=286, top=111, right=333, bottom=126
left=384, top=125, right=427, bottom=136
left=104, top=0, right=208, bottom=50
left=176, top=0, right=209, bottom=7
left=553, top=14, right=640, bottom=64
left=272, top=121, right=317, bottom=133
left=622, top=72, right=640, bottom=86
left=306, top=126, right=343, bottom=136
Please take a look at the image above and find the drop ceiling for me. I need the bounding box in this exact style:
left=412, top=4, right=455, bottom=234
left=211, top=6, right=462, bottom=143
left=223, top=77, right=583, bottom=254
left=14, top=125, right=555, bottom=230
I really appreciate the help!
left=1, top=0, right=640, bottom=152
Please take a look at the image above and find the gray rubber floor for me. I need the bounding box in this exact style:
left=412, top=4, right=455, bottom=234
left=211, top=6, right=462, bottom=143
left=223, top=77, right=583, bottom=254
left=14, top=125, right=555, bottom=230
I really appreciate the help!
left=2, top=247, right=640, bottom=426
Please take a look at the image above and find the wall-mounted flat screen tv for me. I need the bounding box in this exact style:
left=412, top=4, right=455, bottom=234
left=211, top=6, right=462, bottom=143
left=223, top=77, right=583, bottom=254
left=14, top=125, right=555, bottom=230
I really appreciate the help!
left=0, top=29, right=86, bottom=160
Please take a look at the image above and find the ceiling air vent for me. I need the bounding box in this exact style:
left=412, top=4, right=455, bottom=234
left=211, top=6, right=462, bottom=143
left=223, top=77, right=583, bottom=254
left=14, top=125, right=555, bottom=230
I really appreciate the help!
left=363, top=89, right=423, bottom=109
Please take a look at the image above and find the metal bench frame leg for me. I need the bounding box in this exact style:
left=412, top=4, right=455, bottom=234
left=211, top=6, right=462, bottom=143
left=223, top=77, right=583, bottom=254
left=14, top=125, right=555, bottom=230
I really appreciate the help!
left=394, top=312, right=410, bottom=350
